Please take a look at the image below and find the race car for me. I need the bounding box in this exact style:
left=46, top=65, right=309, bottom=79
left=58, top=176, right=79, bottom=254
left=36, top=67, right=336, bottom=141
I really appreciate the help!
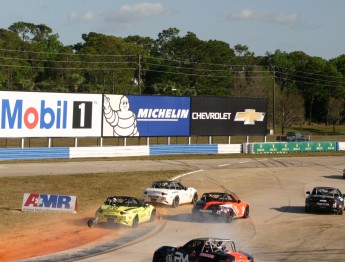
left=143, top=180, right=198, bottom=208
left=305, top=187, right=344, bottom=215
left=87, top=196, right=156, bottom=228
left=192, top=192, right=250, bottom=222
left=152, top=237, right=254, bottom=262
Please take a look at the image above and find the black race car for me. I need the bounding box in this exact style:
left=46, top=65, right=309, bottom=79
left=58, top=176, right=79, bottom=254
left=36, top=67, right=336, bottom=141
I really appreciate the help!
left=305, top=187, right=344, bottom=215
left=152, top=238, right=254, bottom=262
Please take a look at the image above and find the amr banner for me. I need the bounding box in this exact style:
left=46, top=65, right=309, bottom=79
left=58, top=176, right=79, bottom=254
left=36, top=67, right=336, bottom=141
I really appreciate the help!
left=22, top=193, right=78, bottom=213
left=190, top=97, right=268, bottom=136
left=0, top=91, right=102, bottom=137
left=102, top=94, right=190, bottom=137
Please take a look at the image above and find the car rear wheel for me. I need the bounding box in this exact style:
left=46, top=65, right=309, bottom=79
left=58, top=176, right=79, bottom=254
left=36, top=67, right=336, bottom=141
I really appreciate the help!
left=150, top=209, right=156, bottom=222
left=132, top=215, right=139, bottom=228
left=338, top=208, right=343, bottom=215
left=305, top=205, right=310, bottom=213
left=191, top=193, right=198, bottom=204
left=87, top=219, right=94, bottom=228
left=172, top=196, right=179, bottom=208
left=225, top=210, right=234, bottom=223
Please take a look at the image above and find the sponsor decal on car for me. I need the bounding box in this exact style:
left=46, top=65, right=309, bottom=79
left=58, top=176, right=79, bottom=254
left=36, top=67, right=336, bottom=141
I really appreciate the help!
left=200, top=253, right=215, bottom=258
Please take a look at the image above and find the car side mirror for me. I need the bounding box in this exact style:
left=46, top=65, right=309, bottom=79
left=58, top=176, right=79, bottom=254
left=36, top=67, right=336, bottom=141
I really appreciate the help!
left=306, top=191, right=310, bottom=195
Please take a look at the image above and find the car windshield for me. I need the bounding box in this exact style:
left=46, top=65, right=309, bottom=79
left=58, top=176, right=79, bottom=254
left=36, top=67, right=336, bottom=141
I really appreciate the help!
left=152, top=181, right=185, bottom=190
left=313, top=188, right=339, bottom=197
left=105, top=197, right=139, bottom=206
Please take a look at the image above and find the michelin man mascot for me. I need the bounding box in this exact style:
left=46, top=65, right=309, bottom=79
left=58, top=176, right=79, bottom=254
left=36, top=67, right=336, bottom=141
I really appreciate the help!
left=103, top=95, right=139, bottom=136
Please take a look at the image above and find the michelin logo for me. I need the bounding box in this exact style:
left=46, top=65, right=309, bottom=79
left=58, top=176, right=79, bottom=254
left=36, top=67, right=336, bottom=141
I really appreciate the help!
left=103, top=95, right=139, bottom=136
left=137, top=108, right=189, bottom=122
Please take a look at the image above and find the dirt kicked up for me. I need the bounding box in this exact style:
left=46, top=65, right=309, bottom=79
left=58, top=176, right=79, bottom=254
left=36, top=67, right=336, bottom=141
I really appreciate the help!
left=0, top=207, right=164, bottom=262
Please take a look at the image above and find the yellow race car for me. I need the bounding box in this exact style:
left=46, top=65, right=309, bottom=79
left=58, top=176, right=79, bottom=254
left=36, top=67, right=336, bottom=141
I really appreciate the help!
left=87, top=196, right=156, bottom=228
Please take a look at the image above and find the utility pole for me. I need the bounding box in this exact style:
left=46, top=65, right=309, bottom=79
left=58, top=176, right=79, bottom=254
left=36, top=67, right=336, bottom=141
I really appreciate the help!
left=272, top=65, right=276, bottom=134
left=138, top=55, right=141, bottom=95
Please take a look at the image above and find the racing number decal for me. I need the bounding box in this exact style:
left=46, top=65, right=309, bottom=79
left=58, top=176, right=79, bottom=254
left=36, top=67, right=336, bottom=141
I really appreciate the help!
left=174, top=252, right=189, bottom=262
left=72, top=101, right=92, bottom=128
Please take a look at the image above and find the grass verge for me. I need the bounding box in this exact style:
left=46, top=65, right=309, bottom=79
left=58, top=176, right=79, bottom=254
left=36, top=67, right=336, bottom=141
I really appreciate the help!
left=0, top=170, right=182, bottom=233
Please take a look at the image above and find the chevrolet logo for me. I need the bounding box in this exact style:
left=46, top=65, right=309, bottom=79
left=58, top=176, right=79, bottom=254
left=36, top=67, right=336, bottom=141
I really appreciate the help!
left=234, top=109, right=265, bottom=125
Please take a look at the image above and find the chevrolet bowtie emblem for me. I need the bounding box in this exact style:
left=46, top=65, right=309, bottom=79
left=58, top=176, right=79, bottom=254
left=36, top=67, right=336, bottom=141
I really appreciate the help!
left=234, top=109, right=265, bottom=125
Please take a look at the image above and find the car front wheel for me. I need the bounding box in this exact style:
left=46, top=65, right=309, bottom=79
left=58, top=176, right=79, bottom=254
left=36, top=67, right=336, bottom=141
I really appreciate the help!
left=153, top=251, right=169, bottom=262
left=243, top=206, right=249, bottom=218
left=172, top=196, right=180, bottom=208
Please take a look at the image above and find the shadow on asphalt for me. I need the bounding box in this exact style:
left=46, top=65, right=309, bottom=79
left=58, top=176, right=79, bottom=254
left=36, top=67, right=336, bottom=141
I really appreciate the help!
left=272, top=206, right=342, bottom=215
left=163, top=213, right=236, bottom=224
left=322, top=175, right=344, bottom=180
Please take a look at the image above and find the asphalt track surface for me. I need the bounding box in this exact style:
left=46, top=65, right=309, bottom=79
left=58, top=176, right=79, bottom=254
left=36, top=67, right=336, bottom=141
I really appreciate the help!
left=4, top=156, right=345, bottom=261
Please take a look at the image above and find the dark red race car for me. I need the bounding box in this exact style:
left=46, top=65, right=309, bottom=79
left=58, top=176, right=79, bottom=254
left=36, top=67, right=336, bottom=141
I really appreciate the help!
left=192, top=192, right=250, bottom=222
left=305, top=187, right=344, bottom=215
left=152, top=238, right=254, bottom=262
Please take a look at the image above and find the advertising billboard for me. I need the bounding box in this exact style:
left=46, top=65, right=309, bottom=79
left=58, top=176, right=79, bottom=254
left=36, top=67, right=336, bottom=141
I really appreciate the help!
left=102, top=94, right=190, bottom=137
left=190, top=97, right=267, bottom=136
left=0, top=91, right=102, bottom=137
left=22, top=193, right=78, bottom=213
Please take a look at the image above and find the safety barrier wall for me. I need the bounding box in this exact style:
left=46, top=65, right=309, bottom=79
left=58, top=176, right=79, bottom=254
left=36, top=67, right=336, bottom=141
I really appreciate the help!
left=247, top=141, right=339, bottom=154
left=338, top=142, right=345, bottom=151
left=0, top=142, right=343, bottom=161
left=0, top=144, right=242, bottom=161
left=0, top=147, right=70, bottom=160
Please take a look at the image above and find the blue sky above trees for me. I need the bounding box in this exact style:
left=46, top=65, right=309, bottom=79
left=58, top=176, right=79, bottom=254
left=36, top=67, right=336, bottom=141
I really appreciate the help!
left=2, top=0, right=344, bottom=60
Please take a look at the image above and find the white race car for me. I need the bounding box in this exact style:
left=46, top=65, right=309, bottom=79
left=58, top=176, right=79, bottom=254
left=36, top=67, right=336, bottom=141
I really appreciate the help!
left=143, top=180, right=198, bottom=208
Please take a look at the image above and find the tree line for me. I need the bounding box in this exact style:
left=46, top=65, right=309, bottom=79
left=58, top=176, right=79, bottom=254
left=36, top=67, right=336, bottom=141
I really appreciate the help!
left=1, top=21, right=345, bottom=133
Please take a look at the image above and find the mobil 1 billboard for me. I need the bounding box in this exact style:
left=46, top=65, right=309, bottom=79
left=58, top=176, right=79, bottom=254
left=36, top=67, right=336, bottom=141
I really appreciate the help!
left=102, top=94, right=190, bottom=137
left=190, top=97, right=267, bottom=136
left=0, top=91, right=102, bottom=137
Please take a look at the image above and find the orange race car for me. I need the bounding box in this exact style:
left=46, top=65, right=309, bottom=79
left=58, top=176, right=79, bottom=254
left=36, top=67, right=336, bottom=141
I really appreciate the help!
left=192, top=192, right=249, bottom=222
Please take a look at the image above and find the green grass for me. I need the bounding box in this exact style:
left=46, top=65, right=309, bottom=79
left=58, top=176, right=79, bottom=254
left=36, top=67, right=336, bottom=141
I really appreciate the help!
left=0, top=170, right=182, bottom=233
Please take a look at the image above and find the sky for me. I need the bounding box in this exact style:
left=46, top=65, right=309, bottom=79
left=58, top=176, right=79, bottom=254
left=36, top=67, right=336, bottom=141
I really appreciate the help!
left=2, top=0, right=344, bottom=60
